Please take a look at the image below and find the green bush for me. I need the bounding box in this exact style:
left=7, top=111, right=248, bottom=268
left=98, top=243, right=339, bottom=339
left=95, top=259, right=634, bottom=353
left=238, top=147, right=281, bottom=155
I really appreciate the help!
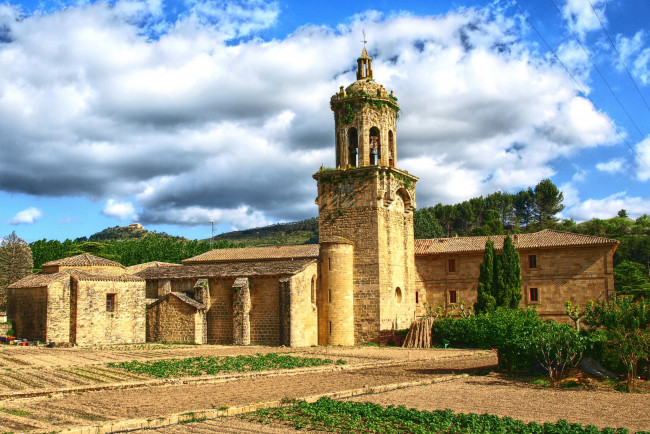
left=533, top=321, right=586, bottom=386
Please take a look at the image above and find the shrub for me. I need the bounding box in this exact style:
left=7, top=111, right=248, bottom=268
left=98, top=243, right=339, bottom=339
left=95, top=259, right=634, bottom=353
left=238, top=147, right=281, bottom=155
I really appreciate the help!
left=533, top=321, right=586, bottom=386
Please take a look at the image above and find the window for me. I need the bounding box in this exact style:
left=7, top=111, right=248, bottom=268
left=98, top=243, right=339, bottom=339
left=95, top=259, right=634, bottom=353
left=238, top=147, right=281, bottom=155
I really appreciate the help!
left=311, top=276, right=316, bottom=304
left=328, top=289, right=332, bottom=303
left=449, top=290, right=457, bottom=304
left=529, top=287, right=539, bottom=302
left=106, top=294, right=116, bottom=312
left=528, top=255, right=537, bottom=268
left=448, top=259, right=456, bottom=273
left=415, top=291, right=419, bottom=304
left=395, top=287, right=402, bottom=303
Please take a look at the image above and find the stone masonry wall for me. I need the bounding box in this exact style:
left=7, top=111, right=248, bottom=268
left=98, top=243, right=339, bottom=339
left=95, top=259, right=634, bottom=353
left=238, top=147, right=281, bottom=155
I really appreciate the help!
left=206, top=277, right=235, bottom=344
left=416, top=244, right=616, bottom=319
left=286, top=262, right=318, bottom=347
left=74, top=279, right=145, bottom=345
left=146, top=296, right=199, bottom=343
left=7, top=286, right=48, bottom=342
left=46, top=280, right=72, bottom=343
left=249, top=276, right=281, bottom=346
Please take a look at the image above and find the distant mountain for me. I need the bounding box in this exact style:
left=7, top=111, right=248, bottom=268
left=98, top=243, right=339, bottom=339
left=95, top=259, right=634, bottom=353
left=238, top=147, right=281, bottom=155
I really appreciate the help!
left=213, top=218, right=318, bottom=246
left=82, top=224, right=183, bottom=242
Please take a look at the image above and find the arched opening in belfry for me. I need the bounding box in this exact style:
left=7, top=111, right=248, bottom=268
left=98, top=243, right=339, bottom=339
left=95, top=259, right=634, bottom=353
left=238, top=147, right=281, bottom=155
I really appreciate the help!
left=369, top=127, right=380, bottom=165
left=388, top=130, right=395, bottom=167
left=348, top=127, right=358, bottom=167
left=335, top=135, right=341, bottom=168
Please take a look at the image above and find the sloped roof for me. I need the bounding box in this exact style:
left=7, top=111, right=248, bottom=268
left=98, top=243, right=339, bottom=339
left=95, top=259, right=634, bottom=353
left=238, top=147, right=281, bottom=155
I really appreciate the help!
left=136, top=258, right=317, bottom=280
left=415, top=230, right=619, bottom=255
left=125, top=261, right=181, bottom=274
left=8, top=269, right=143, bottom=289
left=183, top=245, right=319, bottom=265
left=42, top=253, right=125, bottom=269
left=148, top=292, right=206, bottom=311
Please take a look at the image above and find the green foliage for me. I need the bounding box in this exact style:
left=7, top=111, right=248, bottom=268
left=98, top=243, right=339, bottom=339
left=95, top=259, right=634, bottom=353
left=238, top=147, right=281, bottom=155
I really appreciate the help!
left=413, top=207, right=444, bottom=239
left=343, top=103, right=355, bottom=124
left=614, top=260, right=650, bottom=300
left=584, top=295, right=649, bottom=392
left=475, top=239, right=496, bottom=313
left=533, top=178, right=565, bottom=228
left=0, top=232, right=33, bottom=310
left=244, top=396, right=631, bottom=433
left=213, top=217, right=318, bottom=247
left=533, top=321, right=586, bottom=387
left=475, top=237, right=522, bottom=313
left=108, top=353, right=337, bottom=378
left=29, top=235, right=243, bottom=270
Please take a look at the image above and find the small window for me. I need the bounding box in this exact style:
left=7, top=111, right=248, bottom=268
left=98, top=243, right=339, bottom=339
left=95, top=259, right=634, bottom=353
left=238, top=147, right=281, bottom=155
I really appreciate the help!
left=448, top=259, right=456, bottom=273
left=528, top=255, right=537, bottom=268
left=415, top=291, right=419, bottom=304
left=329, top=321, right=332, bottom=336
left=449, top=290, right=457, bottom=304
left=311, top=276, right=316, bottom=304
left=106, top=294, right=116, bottom=312
left=328, top=289, right=332, bottom=303
left=529, top=288, right=539, bottom=302
left=328, top=257, right=332, bottom=271
left=395, top=287, right=402, bottom=303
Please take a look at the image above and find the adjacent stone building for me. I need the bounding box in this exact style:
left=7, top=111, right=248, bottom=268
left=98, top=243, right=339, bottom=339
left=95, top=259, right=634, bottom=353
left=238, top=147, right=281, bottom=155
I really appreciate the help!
left=7, top=254, right=145, bottom=345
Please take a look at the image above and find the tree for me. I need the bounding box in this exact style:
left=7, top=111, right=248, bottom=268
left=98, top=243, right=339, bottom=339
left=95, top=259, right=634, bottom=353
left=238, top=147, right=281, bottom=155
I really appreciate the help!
left=533, top=179, right=564, bottom=228
left=497, top=236, right=522, bottom=308
left=533, top=321, right=585, bottom=387
left=584, top=295, right=649, bottom=392
left=0, top=232, right=33, bottom=310
left=413, top=208, right=444, bottom=239
left=618, top=209, right=628, bottom=219
left=614, top=260, right=650, bottom=300
left=475, top=237, right=522, bottom=313
left=475, top=239, right=496, bottom=313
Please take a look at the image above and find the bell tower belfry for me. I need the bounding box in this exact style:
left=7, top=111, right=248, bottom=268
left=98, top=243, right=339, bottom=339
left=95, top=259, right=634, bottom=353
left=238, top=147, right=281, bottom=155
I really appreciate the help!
left=314, top=44, right=418, bottom=345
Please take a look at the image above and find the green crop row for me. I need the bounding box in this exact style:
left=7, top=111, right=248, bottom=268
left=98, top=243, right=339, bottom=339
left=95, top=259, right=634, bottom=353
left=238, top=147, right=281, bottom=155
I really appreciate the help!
left=244, top=397, right=646, bottom=434
left=108, top=353, right=337, bottom=378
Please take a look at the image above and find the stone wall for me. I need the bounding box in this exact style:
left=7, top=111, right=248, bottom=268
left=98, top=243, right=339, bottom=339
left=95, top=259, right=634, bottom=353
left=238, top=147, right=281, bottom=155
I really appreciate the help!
left=6, top=286, right=48, bottom=342
left=249, top=276, right=281, bottom=345
left=146, top=295, right=202, bottom=343
left=416, top=244, right=616, bottom=319
left=206, top=277, right=235, bottom=344
left=287, top=262, right=318, bottom=347
left=73, top=279, right=145, bottom=345
left=46, top=279, right=72, bottom=343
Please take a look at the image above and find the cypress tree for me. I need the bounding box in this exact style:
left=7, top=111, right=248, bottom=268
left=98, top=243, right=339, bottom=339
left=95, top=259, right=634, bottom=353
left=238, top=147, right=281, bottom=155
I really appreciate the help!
left=475, top=238, right=496, bottom=313
left=500, top=236, right=522, bottom=308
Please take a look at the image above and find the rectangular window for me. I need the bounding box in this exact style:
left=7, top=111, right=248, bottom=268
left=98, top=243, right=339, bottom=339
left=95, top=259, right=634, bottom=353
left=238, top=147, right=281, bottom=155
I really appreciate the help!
left=328, top=289, right=332, bottom=303
left=106, top=294, right=116, bottom=312
left=448, top=259, right=456, bottom=273
left=528, top=255, right=537, bottom=268
left=529, top=287, right=539, bottom=302
left=328, top=257, right=332, bottom=271
left=449, top=290, right=457, bottom=304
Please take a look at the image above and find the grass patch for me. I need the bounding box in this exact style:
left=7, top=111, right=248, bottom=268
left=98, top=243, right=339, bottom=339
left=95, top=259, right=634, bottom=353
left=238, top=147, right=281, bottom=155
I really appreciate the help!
left=243, top=397, right=636, bottom=433
left=0, top=408, right=31, bottom=416
left=108, top=353, right=339, bottom=378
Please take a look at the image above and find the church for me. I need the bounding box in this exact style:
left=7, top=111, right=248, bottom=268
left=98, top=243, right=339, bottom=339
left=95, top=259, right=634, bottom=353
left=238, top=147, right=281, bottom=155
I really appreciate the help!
left=7, top=48, right=618, bottom=347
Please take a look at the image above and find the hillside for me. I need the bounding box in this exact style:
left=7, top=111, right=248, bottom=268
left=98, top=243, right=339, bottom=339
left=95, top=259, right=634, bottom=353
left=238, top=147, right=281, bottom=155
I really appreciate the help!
left=83, top=224, right=183, bottom=242
left=213, top=218, right=318, bottom=246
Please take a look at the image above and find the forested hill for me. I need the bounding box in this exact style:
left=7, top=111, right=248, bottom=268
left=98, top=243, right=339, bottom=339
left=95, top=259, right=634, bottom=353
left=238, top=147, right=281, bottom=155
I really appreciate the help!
left=81, top=224, right=182, bottom=242
left=213, top=218, right=318, bottom=246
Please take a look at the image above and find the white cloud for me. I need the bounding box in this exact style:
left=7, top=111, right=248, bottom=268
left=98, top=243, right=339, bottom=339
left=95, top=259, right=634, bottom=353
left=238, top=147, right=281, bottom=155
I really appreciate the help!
left=102, top=199, right=137, bottom=220
left=562, top=0, right=607, bottom=37
left=616, top=30, right=650, bottom=86
left=9, top=207, right=43, bottom=225
left=0, top=2, right=621, bottom=229
left=568, top=192, right=650, bottom=220
left=596, top=157, right=626, bottom=174
left=636, top=136, right=650, bottom=181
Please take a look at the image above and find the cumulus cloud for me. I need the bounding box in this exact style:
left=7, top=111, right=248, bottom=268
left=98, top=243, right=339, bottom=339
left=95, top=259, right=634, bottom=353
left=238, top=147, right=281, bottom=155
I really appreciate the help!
left=596, top=157, right=626, bottom=174
left=568, top=192, right=650, bottom=220
left=0, top=1, right=621, bottom=229
left=562, top=0, right=607, bottom=37
left=616, top=30, right=650, bottom=86
left=102, top=199, right=137, bottom=220
left=9, top=207, right=43, bottom=225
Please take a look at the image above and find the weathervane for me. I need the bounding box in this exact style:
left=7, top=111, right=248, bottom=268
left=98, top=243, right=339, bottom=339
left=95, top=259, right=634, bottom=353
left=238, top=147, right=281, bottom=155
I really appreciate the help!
left=361, top=29, right=367, bottom=48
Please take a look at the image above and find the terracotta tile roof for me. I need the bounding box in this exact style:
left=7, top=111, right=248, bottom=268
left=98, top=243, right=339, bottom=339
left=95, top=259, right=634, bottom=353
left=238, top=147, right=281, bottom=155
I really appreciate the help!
left=183, top=245, right=319, bottom=265
left=125, top=261, right=181, bottom=274
left=136, top=258, right=317, bottom=280
left=42, top=253, right=125, bottom=269
left=148, top=292, right=206, bottom=311
left=8, top=269, right=143, bottom=288
left=415, top=230, right=619, bottom=255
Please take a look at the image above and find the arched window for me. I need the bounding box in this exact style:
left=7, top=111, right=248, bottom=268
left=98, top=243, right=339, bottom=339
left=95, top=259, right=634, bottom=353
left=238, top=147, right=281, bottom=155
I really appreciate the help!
left=388, top=130, right=395, bottom=167
left=369, top=127, right=380, bottom=165
left=395, top=287, right=402, bottom=303
left=348, top=127, right=358, bottom=167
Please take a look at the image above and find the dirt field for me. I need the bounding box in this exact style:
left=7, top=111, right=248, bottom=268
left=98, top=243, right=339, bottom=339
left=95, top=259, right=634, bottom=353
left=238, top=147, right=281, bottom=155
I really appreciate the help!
left=0, top=344, right=647, bottom=433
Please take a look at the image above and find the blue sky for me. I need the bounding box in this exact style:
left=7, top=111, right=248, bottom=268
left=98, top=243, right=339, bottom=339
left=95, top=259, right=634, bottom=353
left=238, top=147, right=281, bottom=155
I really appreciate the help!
left=0, top=0, right=648, bottom=242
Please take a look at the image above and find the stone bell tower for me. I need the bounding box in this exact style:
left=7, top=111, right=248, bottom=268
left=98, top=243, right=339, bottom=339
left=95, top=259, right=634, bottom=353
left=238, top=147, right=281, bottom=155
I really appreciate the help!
left=314, top=44, right=418, bottom=345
